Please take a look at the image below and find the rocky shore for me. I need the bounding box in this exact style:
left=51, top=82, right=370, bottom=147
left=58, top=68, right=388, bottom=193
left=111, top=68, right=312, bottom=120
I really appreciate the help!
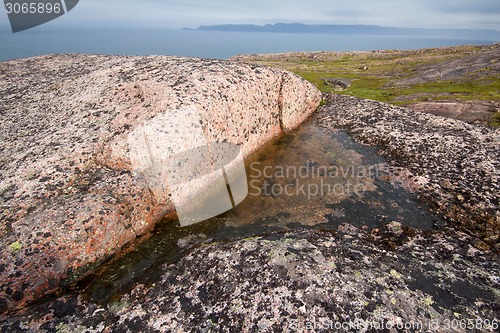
left=1, top=91, right=498, bottom=332
left=0, top=54, right=320, bottom=313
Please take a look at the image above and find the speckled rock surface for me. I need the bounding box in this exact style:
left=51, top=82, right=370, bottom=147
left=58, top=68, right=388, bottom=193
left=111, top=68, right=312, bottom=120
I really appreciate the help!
left=0, top=54, right=321, bottom=313
left=318, top=94, right=499, bottom=250
left=0, top=226, right=498, bottom=332
left=0, top=91, right=498, bottom=332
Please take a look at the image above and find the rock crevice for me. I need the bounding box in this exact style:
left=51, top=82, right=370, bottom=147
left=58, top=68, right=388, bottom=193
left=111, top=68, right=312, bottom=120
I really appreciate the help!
left=277, top=74, right=287, bottom=132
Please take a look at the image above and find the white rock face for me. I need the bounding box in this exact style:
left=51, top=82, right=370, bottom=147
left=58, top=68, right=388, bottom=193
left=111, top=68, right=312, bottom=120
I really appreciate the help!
left=0, top=54, right=321, bottom=312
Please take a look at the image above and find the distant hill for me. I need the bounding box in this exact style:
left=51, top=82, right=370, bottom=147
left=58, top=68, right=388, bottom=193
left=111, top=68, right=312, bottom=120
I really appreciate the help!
left=185, top=23, right=500, bottom=40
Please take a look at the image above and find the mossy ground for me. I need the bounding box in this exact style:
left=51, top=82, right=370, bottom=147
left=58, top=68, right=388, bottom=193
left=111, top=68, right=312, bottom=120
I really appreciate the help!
left=236, top=45, right=500, bottom=125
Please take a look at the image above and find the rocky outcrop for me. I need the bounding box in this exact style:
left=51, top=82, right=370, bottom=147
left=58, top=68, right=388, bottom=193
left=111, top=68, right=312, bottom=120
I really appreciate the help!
left=319, top=94, right=500, bottom=249
left=0, top=54, right=321, bottom=312
left=393, top=44, right=500, bottom=86
left=406, top=100, right=499, bottom=125
left=1, top=226, right=498, bottom=332
left=322, top=78, right=352, bottom=91
left=0, top=90, right=498, bottom=332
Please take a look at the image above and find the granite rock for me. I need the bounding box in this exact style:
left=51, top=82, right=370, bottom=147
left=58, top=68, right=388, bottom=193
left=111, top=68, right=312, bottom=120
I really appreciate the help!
left=1, top=228, right=498, bottom=332
left=318, top=94, right=499, bottom=247
left=0, top=54, right=321, bottom=312
left=0, top=90, right=498, bottom=333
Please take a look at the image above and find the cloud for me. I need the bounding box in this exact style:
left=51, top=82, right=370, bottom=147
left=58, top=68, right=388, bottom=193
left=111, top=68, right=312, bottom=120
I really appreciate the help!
left=424, top=0, right=500, bottom=14
left=12, top=0, right=500, bottom=31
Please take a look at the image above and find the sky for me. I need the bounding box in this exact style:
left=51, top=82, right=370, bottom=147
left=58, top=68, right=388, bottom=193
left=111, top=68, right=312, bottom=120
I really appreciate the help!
left=1, top=0, right=500, bottom=31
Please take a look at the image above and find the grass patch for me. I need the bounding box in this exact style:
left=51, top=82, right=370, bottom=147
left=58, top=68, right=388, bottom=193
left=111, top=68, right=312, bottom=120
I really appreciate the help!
left=392, top=79, right=500, bottom=101
left=341, top=87, right=391, bottom=101
left=239, top=45, right=499, bottom=125
left=490, top=112, right=500, bottom=127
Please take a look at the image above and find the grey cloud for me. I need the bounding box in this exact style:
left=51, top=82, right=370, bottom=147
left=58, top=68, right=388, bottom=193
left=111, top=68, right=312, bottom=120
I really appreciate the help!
left=325, top=8, right=378, bottom=18
left=424, top=0, right=500, bottom=14
left=44, top=0, right=500, bottom=30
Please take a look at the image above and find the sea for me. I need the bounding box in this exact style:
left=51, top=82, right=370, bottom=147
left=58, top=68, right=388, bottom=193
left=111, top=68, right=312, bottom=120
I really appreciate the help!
left=0, top=28, right=498, bottom=61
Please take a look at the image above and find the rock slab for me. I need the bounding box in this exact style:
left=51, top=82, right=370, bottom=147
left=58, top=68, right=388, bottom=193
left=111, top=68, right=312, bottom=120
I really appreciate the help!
left=1, top=227, right=498, bottom=332
left=0, top=54, right=321, bottom=312
left=319, top=94, right=499, bottom=248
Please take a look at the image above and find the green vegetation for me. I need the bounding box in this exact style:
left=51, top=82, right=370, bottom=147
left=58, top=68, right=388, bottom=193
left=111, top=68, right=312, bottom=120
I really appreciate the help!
left=9, top=241, right=22, bottom=254
left=392, top=79, right=500, bottom=103
left=491, top=112, right=500, bottom=127
left=238, top=45, right=500, bottom=125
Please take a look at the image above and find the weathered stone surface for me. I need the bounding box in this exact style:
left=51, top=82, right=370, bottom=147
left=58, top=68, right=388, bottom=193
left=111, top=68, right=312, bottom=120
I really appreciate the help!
left=406, top=100, right=499, bottom=125
left=319, top=94, right=500, bottom=247
left=0, top=54, right=321, bottom=312
left=393, top=44, right=500, bottom=86
left=322, top=78, right=352, bottom=91
left=1, top=227, right=497, bottom=332
left=0, top=90, right=498, bottom=333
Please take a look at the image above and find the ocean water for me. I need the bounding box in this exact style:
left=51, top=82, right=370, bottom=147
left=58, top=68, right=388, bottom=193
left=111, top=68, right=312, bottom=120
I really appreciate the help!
left=0, top=28, right=497, bottom=61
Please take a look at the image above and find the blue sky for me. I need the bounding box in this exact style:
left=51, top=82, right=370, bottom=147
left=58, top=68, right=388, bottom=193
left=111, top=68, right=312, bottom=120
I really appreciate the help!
left=1, top=0, right=500, bottom=31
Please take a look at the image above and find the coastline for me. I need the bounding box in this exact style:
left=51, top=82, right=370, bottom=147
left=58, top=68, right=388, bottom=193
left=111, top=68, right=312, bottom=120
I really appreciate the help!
left=0, top=44, right=499, bottom=330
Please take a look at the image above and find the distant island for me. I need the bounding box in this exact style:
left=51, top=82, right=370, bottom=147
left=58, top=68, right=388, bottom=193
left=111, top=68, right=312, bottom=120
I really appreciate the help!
left=185, top=23, right=500, bottom=39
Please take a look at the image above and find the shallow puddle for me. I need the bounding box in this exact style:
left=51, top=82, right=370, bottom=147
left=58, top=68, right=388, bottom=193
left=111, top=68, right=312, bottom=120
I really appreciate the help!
left=79, top=114, right=443, bottom=304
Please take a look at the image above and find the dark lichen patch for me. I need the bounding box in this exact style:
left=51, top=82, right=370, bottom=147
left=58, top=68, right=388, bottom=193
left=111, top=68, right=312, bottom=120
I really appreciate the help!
left=51, top=298, right=78, bottom=318
left=2, top=228, right=497, bottom=332
left=318, top=94, right=499, bottom=250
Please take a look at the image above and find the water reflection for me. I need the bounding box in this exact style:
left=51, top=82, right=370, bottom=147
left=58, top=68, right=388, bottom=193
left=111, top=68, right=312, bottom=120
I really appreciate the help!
left=79, top=115, right=441, bottom=304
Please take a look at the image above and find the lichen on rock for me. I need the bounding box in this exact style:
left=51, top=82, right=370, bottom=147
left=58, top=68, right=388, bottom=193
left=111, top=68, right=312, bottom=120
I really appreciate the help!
left=1, top=228, right=498, bottom=332
left=318, top=93, right=500, bottom=249
left=0, top=54, right=320, bottom=312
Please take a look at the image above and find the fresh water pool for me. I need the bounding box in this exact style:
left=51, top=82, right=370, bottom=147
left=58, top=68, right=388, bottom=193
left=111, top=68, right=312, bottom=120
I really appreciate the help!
left=77, top=112, right=443, bottom=304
